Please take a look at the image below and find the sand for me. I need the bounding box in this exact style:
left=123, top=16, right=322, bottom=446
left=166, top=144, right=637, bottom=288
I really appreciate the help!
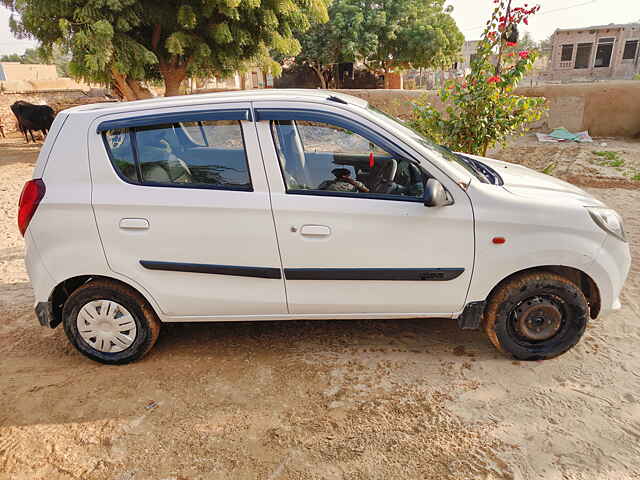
left=0, top=132, right=639, bottom=479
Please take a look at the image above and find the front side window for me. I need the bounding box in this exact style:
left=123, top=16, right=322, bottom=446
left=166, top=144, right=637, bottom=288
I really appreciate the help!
left=103, top=118, right=251, bottom=190
left=271, top=120, right=424, bottom=199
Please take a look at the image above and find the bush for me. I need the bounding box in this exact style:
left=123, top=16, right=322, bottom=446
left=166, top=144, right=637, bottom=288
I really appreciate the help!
left=409, top=1, right=547, bottom=156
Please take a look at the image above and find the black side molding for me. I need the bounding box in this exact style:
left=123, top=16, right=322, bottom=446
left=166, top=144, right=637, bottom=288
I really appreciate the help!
left=284, top=268, right=464, bottom=281
left=140, top=260, right=281, bottom=279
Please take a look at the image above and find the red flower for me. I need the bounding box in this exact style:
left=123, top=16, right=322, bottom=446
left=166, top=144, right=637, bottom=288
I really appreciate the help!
left=506, top=41, right=517, bottom=47
left=518, top=50, right=529, bottom=59
left=523, top=17, right=529, bottom=25
left=487, top=75, right=501, bottom=84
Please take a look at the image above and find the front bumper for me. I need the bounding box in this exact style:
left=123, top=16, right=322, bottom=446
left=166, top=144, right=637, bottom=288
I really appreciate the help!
left=586, top=235, right=631, bottom=316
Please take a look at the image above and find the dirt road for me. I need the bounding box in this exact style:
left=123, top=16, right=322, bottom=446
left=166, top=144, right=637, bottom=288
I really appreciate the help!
left=1, top=133, right=639, bottom=479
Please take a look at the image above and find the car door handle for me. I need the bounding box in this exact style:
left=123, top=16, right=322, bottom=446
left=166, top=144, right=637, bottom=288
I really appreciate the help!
left=300, top=224, right=331, bottom=237
left=119, top=218, right=149, bottom=230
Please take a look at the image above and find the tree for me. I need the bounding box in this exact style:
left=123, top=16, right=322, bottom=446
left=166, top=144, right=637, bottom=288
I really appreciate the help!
left=354, top=0, right=464, bottom=87
left=0, top=47, right=41, bottom=63
left=286, top=0, right=463, bottom=89
left=3, top=0, right=329, bottom=99
left=409, top=1, right=547, bottom=155
left=287, top=0, right=363, bottom=88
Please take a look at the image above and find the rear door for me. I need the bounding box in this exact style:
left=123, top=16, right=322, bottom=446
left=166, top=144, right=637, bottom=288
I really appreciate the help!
left=89, top=103, right=287, bottom=319
left=254, top=102, right=475, bottom=316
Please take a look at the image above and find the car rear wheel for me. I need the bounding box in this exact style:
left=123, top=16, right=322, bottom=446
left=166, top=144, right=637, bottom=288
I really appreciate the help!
left=483, top=272, right=588, bottom=361
left=62, top=279, right=161, bottom=364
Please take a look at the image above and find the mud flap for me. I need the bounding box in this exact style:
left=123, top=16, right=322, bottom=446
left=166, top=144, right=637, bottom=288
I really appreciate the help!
left=35, top=301, right=56, bottom=328
left=457, top=301, right=486, bottom=330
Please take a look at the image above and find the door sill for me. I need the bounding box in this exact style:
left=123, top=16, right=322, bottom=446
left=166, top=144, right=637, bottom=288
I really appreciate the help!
left=159, top=312, right=457, bottom=323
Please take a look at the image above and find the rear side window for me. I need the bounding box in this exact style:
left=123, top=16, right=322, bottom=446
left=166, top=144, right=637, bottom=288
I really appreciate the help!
left=102, top=119, right=252, bottom=190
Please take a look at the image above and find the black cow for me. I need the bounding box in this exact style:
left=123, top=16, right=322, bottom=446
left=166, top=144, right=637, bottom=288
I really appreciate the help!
left=10, top=101, right=55, bottom=143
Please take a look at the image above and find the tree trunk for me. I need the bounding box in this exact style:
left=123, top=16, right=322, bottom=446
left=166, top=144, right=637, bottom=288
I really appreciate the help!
left=160, top=62, right=187, bottom=97
left=310, top=64, right=327, bottom=89
left=126, top=78, right=153, bottom=99
left=111, top=68, right=153, bottom=101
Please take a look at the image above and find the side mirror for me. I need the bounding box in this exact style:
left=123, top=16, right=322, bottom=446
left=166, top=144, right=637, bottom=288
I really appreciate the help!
left=424, top=178, right=452, bottom=207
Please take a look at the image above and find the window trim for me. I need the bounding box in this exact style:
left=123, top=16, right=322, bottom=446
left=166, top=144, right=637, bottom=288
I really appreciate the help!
left=260, top=108, right=428, bottom=203
left=96, top=108, right=252, bottom=133
left=101, top=119, right=254, bottom=192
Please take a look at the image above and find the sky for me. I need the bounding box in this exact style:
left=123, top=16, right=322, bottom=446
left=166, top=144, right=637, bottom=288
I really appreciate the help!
left=0, top=1, right=640, bottom=56
left=449, top=0, right=640, bottom=41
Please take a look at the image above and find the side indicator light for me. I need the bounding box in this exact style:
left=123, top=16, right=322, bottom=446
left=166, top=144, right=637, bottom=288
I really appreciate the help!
left=492, top=237, right=506, bottom=244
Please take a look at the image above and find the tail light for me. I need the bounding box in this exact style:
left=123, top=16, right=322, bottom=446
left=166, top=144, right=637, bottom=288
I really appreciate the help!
left=18, top=179, right=45, bottom=236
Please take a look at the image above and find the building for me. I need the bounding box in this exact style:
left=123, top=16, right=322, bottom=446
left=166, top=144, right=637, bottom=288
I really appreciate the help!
left=544, top=23, right=640, bottom=82
left=0, top=62, right=58, bottom=82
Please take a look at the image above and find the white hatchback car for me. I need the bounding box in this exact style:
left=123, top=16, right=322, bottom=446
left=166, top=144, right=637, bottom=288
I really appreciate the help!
left=20, top=90, right=630, bottom=364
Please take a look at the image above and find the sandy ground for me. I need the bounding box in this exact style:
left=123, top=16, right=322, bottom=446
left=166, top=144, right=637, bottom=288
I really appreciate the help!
left=0, top=132, right=639, bottom=480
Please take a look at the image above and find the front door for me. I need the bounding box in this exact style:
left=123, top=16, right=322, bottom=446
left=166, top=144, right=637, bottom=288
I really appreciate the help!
left=89, top=103, right=286, bottom=319
left=254, top=104, right=474, bottom=316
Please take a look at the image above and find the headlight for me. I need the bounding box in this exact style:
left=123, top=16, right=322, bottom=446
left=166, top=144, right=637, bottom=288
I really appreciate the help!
left=586, top=207, right=627, bottom=242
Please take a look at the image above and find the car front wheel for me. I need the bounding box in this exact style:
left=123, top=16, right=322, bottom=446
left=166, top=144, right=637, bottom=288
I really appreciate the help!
left=483, top=272, right=589, bottom=361
left=62, top=279, right=161, bottom=364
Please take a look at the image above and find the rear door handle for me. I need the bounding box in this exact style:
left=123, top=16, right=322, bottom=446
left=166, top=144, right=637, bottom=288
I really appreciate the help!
left=119, top=218, right=149, bottom=230
left=300, top=224, right=331, bottom=237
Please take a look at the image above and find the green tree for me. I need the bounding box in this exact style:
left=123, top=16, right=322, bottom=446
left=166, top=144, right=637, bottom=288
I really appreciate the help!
left=287, top=0, right=362, bottom=88
left=3, top=0, right=329, bottom=99
left=287, top=0, right=463, bottom=89
left=0, top=53, right=22, bottom=62
left=409, top=1, right=547, bottom=155
left=354, top=0, right=463, bottom=87
left=0, top=47, right=42, bottom=63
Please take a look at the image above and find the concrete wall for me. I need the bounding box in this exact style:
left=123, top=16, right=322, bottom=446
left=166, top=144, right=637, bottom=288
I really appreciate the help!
left=337, top=81, right=640, bottom=137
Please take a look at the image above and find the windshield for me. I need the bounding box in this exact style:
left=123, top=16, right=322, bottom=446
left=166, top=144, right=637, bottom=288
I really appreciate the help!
left=366, top=106, right=489, bottom=183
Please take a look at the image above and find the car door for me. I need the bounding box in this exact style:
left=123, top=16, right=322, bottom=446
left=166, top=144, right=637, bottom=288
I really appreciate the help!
left=254, top=102, right=474, bottom=316
left=89, top=103, right=287, bottom=319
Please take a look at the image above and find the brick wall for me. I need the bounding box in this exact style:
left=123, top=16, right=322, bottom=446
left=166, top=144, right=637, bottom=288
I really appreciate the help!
left=0, top=90, right=110, bottom=132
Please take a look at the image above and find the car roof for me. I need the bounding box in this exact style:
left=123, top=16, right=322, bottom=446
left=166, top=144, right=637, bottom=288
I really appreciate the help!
left=63, top=89, right=369, bottom=116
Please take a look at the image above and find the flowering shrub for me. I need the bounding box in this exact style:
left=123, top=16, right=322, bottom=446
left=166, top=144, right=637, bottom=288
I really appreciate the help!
left=410, top=1, right=547, bottom=156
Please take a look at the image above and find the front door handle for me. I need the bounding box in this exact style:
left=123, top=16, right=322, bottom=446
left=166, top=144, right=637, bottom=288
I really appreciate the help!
left=300, top=224, right=331, bottom=237
left=119, top=218, right=149, bottom=230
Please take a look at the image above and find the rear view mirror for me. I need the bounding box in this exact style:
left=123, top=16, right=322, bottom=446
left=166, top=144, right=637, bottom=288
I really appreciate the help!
left=424, top=178, right=453, bottom=207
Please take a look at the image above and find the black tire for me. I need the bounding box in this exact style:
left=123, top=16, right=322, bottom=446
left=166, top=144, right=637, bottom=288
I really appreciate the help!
left=483, top=272, right=588, bottom=361
left=62, top=279, right=161, bottom=364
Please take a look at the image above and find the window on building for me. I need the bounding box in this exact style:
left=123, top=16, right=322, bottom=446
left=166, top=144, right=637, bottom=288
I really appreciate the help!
left=594, top=37, right=614, bottom=67
left=561, top=44, right=574, bottom=62
left=623, top=40, right=639, bottom=60
left=574, top=43, right=593, bottom=69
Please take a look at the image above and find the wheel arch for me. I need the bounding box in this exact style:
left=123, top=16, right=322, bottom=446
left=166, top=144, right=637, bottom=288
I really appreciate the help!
left=48, top=275, right=160, bottom=328
left=485, top=265, right=601, bottom=319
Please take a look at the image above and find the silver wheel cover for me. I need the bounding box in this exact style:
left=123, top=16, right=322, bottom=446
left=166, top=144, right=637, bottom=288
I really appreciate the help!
left=76, top=300, right=137, bottom=353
